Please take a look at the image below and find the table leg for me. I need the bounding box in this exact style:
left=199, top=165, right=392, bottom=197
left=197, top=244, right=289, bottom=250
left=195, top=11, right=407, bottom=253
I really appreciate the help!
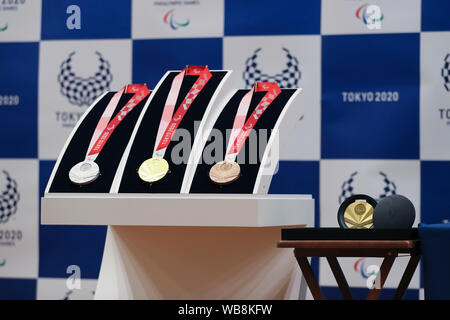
left=326, top=256, right=353, bottom=300
left=393, top=254, right=420, bottom=300
left=366, top=255, right=396, bottom=300
left=294, top=249, right=324, bottom=300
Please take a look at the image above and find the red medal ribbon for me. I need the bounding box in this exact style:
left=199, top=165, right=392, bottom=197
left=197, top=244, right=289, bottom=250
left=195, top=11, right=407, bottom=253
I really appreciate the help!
left=154, top=66, right=212, bottom=155
left=87, top=84, right=150, bottom=159
left=226, top=82, right=281, bottom=160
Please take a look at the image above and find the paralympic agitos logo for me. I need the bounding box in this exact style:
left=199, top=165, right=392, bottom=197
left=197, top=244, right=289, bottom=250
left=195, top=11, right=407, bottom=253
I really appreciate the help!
left=163, top=9, right=190, bottom=30
left=354, top=258, right=377, bottom=279
left=356, top=4, right=384, bottom=30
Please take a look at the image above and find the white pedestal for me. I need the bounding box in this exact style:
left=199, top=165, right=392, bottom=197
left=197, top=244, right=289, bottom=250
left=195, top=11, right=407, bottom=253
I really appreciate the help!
left=41, top=194, right=314, bottom=299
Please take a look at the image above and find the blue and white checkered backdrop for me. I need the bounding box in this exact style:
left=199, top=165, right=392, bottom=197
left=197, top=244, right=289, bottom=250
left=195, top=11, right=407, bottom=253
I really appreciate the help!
left=0, top=0, right=449, bottom=300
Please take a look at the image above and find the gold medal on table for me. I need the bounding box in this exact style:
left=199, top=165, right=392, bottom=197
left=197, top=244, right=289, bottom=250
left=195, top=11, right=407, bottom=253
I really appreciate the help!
left=209, top=160, right=241, bottom=185
left=138, top=158, right=170, bottom=183
left=337, top=194, right=377, bottom=229
left=343, top=201, right=374, bottom=229
left=138, top=66, right=212, bottom=184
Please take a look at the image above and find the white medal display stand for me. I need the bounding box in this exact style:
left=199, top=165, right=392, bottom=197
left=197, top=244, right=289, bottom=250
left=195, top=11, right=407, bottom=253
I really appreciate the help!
left=41, top=75, right=315, bottom=299
left=42, top=194, right=313, bottom=299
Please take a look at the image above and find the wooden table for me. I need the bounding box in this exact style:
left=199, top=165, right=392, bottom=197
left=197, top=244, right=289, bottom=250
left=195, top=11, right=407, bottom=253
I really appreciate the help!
left=278, top=240, right=420, bottom=300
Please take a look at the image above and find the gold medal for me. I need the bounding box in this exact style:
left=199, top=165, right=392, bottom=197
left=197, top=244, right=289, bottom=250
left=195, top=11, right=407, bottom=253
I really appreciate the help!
left=209, top=160, right=241, bottom=185
left=343, top=200, right=374, bottom=229
left=138, top=66, right=212, bottom=184
left=138, top=157, right=169, bottom=183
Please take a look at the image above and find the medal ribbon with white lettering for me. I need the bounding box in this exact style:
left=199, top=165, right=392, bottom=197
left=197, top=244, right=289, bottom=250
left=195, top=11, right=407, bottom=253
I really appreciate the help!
left=138, top=66, right=212, bottom=183
left=154, top=66, right=212, bottom=158
left=225, top=82, right=281, bottom=162
left=208, top=82, right=281, bottom=185
left=69, top=84, right=150, bottom=185
left=86, top=84, right=150, bottom=161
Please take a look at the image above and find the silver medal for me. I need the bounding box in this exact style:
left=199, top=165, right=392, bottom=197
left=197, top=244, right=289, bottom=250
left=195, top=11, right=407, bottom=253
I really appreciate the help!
left=69, top=160, right=100, bottom=185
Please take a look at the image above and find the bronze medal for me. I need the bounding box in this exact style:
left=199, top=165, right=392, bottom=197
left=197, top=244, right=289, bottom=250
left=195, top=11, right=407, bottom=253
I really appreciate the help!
left=209, top=161, right=241, bottom=185
left=207, top=82, right=281, bottom=187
